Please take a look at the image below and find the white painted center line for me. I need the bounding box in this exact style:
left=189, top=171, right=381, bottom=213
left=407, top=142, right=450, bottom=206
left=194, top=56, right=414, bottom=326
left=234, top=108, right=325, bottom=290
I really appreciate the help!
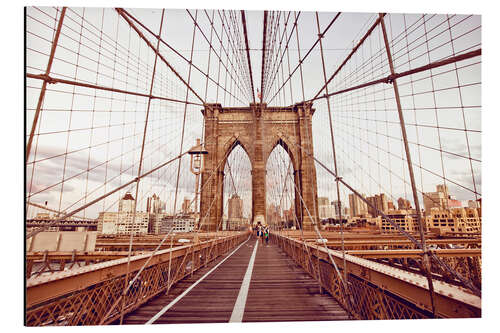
left=229, top=238, right=259, bottom=323
left=146, top=236, right=251, bottom=324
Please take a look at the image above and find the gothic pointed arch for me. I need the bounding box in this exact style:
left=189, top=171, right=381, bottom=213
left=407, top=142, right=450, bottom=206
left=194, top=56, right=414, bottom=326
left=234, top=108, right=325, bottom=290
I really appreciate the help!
left=221, top=136, right=253, bottom=171
left=264, top=135, right=298, bottom=174
left=199, top=102, right=318, bottom=231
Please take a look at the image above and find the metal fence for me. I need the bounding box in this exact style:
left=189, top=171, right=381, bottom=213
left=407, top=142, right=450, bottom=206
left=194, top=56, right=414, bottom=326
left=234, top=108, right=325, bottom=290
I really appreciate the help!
left=271, top=231, right=480, bottom=319
left=26, top=231, right=249, bottom=326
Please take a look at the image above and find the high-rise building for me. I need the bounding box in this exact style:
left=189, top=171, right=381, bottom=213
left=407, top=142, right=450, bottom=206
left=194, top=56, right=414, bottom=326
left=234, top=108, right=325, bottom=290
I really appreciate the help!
left=146, top=194, right=167, bottom=234
left=96, top=192, right=151, bottom=235
left=349, top=193, right=368, bottom=217
left=379, top=194, right=389, bottom=213
left=97, top=211, right=149, bottom=235
left=318, top=197, right=329, bottom=206
left=228, top=194, right=243, bottom=219
left=227, top=194, right=245, bottom=229
left=423, top=184, right=450, bottom=215
left=343, top=207, right=350, bottom=217
left=397, top=197, right=412, bottom=210
left=283, top=203, right=295, bottom=223
left=366, top=196, right=375, bottom=215
left=436, top=184, right=449, bottom=199
left=147, top=194, right=165, bottom=214
left=266, top=204, right=281, bottom=225
left=317, top=197, right=334, bottom=220
left=366, top=193, right=389, bottom=217
left=181, top=197, right=192, bottom=215
left=149, top=212, right=169, bottom=234
left=118, top=192, right=135, bottom=212
left=331, top=200, right=345, bottom=218
left=159, top=215, right=195, bottom=233
left=378, top=210, right=417, bottom=233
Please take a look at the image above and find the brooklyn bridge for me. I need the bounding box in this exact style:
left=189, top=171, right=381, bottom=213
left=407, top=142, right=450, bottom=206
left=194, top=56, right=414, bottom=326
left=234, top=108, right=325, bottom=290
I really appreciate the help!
left=25, top=6, right=481, bottom=325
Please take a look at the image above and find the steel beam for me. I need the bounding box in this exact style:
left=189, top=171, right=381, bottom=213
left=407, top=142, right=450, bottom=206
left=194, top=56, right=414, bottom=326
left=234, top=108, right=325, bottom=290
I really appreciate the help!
left=274, top=233, right=480, bottom=318
left=314, top=239, right=481, bottom=247
left=344, top=248, right=481, bottom=259
left=26, top=232, right=247, bottom=309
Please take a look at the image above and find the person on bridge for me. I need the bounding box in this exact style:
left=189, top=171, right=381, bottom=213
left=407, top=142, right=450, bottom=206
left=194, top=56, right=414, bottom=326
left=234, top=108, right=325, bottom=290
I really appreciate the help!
left=264, top=227, right=269, bottom=245
left=256, top=222, right=262, bottom=238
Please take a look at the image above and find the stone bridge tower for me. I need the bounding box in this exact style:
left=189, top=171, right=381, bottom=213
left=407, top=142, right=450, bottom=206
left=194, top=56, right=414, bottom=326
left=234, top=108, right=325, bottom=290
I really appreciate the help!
left=199, top=102, right=318, bottom=231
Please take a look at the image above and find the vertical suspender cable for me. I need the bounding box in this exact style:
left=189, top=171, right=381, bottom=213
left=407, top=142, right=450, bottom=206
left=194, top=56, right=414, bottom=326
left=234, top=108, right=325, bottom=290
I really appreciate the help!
left=375, top=13, right=437, bottom=316
left=315, top=11, right=348, bottom=288
left=26, top=7, right=67, bottom=161
left=241, top=11, right=256, bottom=104
left=173, top=10, right=198, bottom=215
left=120, top=9, right=166, bottom=325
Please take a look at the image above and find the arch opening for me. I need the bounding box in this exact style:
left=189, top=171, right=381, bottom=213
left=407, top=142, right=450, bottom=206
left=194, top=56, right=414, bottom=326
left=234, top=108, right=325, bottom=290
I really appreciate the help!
left=200, top=103, right=318, bottom=232
left=222, top=143, right=252, bottom=231
left=266, top=143, right=298, bottom=229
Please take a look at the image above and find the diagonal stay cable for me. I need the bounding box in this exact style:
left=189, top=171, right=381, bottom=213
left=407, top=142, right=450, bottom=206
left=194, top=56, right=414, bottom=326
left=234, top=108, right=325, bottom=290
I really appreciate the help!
left=119, top=8, right=246, bottom=106
left=26, top=151, right=189, bottom=239
left=267, top=12, right=341, bottom=104
left=240, top=10, right=256, bottom=104
left=310, top=14, right=385, bottom=102
left=186, top=9, right=250, bottom=104
left=281, top=132, right=481, bottom=296
left=98, top=135, right=240, bottom=323
left=219, top=10, right=254, bottom=102
left=271, top=134, right=350, bottom=295
left=120, top=9, right=166, bottom=324
left=260, top=10, right=268, bottom=103
left=115, top=8, right=206, bottom=105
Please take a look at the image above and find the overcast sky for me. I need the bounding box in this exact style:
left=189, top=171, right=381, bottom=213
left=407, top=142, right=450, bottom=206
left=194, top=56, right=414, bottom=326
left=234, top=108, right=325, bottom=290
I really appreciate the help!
left=25, top=6, right=481, bottom=219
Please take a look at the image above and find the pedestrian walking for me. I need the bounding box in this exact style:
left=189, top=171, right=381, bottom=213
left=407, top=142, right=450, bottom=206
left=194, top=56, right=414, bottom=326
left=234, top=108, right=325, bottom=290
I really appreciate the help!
left=264, top=227, right=269, bottom=245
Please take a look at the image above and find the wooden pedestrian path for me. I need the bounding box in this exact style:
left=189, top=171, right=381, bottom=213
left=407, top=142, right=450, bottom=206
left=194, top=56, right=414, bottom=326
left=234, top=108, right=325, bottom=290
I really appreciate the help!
left=120, top=236, right=350, bottom=324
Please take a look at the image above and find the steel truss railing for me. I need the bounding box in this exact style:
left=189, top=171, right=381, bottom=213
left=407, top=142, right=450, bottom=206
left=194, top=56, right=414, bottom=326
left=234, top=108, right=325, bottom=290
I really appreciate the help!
left=25, top=232, right=248, bottom=326
left=25, top=6, right=482, bottom=324
left=271, top=232, right=480, bottom=319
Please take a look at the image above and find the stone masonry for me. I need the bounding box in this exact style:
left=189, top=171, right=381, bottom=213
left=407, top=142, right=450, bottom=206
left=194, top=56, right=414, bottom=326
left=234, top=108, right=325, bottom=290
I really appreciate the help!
left=199, top=102, right=319, bottom=231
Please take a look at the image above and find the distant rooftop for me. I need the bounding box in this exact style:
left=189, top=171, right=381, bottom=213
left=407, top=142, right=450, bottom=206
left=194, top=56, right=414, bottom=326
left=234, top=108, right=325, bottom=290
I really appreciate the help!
left=122, top=192, right=134, bottom=201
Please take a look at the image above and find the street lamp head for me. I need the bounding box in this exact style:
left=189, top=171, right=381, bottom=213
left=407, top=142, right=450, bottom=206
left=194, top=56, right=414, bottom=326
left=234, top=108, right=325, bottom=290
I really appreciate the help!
left=188, top=138, right=208, bottom=155
left=188, top=146, right=208, bottom=155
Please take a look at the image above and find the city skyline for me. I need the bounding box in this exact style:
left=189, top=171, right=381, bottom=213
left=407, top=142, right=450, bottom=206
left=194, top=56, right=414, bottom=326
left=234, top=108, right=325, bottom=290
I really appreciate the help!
left=26, top=7, right=480, bottom=224
left=21, top=4, right=487, bottom=328
left=27, top=178, right=481, bottom=221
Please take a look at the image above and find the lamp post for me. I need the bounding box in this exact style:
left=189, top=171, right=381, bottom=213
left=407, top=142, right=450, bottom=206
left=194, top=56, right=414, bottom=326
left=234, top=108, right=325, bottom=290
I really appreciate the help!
left=188, top=138, right=208, bottom=229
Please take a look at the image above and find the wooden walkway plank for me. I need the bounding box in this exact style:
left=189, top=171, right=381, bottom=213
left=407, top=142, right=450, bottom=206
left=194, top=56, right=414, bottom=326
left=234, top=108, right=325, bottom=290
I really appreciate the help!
left=120, top=236, right=350, bottom=325
left=242, top=238, right=350, bottom=322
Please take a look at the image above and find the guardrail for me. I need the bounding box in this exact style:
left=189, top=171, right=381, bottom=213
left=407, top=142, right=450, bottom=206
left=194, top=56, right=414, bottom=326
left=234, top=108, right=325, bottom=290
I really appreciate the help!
left=342, top=248, right=481, bottom=259
left=271, top=231, right=481, bottom=319
left=26, top=231, right=249, bottom=326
